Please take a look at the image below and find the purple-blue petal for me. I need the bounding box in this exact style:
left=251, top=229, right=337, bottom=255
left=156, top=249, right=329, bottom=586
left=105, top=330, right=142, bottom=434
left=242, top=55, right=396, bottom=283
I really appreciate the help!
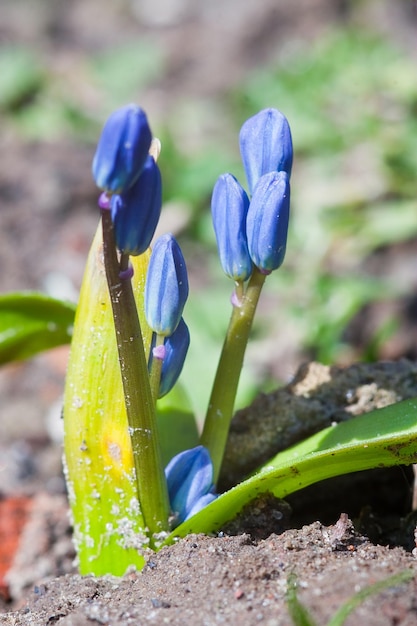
left=92, top=104, right=152, bottom=194
left=185, top=492, right=217, bottom=520
left=165, top=445, right=215, bottom=523
left=211, top=173, right=253, bottom=281
left=110, top=155, right=162, bottom=256
left=148, top=318, right=190, bottom=398
left=246, top=170, right=290, bottom=273
left=239, top=108, right=293, bottom=195
left=145, top=234, right=189, bottom=336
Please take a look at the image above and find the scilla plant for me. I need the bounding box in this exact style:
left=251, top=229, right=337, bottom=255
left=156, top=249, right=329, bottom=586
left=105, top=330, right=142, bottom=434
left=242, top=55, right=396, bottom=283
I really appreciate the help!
left=37, top=104, right=417, bottom=575
left=64, top=105, right=293, bottom=572
left=60, top=104, right=417, bottom=575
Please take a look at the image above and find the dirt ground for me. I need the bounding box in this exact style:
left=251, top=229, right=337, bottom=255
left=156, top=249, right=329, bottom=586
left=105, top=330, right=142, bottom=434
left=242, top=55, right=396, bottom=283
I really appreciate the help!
left=4, top=522, right=417, bottom=626
left=1, top=0, right=417, bottom=624
left=1, top=359, right=417, bottom=625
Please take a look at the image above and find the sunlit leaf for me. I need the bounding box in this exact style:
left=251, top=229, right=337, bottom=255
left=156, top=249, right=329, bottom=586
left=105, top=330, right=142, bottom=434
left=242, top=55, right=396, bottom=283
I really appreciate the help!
left=63, top=223, right=152, bottom=575
left=164, top=398, right=417, bottom=542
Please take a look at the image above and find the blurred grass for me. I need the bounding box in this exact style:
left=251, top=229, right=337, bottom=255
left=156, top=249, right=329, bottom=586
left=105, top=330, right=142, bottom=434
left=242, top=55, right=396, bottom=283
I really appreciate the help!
left=165, top=30, right=417, bottom=415
left=179, top=30, right=417, bottom=413
left=1, top=27, right=416, bottom=417
left=230, top=29, right=417, bottom=363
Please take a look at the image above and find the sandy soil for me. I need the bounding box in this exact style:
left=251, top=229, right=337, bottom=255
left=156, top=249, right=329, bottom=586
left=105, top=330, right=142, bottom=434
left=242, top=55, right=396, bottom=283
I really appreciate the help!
left=4, top=520, right=417, bottom=626
left=1, top=359, right=417, bottom=624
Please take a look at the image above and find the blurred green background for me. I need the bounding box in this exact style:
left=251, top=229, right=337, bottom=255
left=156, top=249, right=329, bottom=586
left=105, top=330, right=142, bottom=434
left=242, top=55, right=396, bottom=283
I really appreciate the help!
left=0, top=0, right=416, bottom=420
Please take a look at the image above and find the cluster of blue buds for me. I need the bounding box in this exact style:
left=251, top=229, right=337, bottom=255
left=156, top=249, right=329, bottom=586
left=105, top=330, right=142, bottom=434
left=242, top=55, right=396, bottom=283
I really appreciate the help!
left=92, top=104, right=162, bottom=256
left=212, top=108, right=293, bottom=278
left=145, top=233, right=190, bottom=399
left=92, top=105, right=191, bottom=402
left=165, top=445, right=217, bottom=525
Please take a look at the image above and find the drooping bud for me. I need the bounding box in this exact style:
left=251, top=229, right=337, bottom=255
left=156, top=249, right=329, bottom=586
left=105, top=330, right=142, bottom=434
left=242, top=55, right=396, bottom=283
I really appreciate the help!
left=165, top=445, right=217, bottom=524
left=211, top=173, right=253, bottom=282
left=145, top=234, right=189, bottom=336
left=148, top=318, right=190, bottom=398
left=110, top=155, right=162, bottom=256
left=92, top=104, right=152, bottom=194
left=239, top=108, right=293, bottom=195
left=246, top=170, right=290, bottom=273
left=184, top=491, right=217, bottom=520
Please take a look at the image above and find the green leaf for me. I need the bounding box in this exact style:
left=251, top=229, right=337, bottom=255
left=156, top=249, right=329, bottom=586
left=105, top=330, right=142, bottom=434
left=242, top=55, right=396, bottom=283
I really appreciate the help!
left=0, top=292, right=76, bottom=365
left=163, top=398, right=417, bottom=542
left=63, top=228, right=153, bottom=575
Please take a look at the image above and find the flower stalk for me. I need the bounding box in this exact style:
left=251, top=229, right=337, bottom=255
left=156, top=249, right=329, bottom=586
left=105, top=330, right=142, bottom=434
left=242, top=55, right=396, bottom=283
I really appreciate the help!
left=148, top=334, right=165, bottom=402
left=202, top=107, right=293, bottom=483
left=200, top=267, right=266, bottom=483
left=101, top=208, right=169, bottom=541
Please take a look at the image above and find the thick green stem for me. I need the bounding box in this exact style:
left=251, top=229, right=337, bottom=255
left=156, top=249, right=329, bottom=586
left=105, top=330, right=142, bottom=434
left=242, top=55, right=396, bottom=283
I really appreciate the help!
left=101, top=210, right=169, bottom=541
left=200, top=268, right=266, bottom=483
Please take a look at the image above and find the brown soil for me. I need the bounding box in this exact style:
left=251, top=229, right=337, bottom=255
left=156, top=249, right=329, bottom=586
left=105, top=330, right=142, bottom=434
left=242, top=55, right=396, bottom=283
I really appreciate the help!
left=5, top=520, right=417, bottom=626
left=1, top=359, right=417, bottom=625
left=3, top=516, right=417, bottom=626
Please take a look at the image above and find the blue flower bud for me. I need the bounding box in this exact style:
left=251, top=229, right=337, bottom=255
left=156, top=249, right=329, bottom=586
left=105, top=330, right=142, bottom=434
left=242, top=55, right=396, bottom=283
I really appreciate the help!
left=148, top=318, right=190, bottom=398
left=239, top=108, right=293, bottom=195
left=211, top=173, right=253, bottom=281
left=246, top=170, right=290, bottom=273
left=165, top=445, right=217, bottom=523
left=185, top=491, right=217, bottom=520
left=145, top=234, right=189, bottom=336
left=110, top=155, right=162, bottom=256
left=92, top=104, right=152, bottom=193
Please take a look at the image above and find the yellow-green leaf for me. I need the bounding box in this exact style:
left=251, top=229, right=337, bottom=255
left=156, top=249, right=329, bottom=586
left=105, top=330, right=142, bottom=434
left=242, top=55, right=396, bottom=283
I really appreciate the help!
left=63, top=222, right=152, bottom=575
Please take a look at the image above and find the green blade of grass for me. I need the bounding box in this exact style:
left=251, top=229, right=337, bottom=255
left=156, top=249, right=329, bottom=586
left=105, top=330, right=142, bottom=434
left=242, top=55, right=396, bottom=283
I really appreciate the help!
left=286, top=574, right=318, bottom=626
left=327, top=569, right=414, bottom=626
left=286, top=570, right=414, bottom=626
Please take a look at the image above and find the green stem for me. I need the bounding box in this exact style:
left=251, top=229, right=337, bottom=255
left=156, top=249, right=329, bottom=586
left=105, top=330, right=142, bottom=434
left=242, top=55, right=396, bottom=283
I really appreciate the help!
left=149, top=333, right=165, bottom=402
left=200, top=267, right=266, bottom=483
left=101, top=210, right=169, bottom=542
